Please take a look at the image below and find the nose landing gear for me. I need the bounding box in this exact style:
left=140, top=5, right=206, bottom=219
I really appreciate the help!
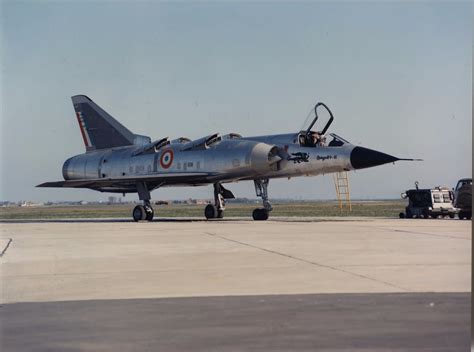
left=253, top=179, right=272, bottom=221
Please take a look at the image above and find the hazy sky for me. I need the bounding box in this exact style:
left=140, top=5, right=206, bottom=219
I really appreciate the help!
left=1, top=1, right=471, bottom=202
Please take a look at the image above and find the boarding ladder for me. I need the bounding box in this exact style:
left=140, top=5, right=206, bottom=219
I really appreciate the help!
left=333, top=171, right=352, bottom=212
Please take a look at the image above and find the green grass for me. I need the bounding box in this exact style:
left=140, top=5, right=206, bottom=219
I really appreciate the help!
left=0, top=201, right=406, bottom=219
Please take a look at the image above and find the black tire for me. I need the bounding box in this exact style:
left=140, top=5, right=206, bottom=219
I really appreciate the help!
left=399, top=212, right=405, bottom=219
left=431, top=214, right=437, bottom=219
left=252, top=208, right=269, bottom=221
left=132, top=205, right=146, bottom=222
left=217, top=210, right=225, bottom=219
left=205, top=204, right=218, bottom=219
left=144, top=205, right=154, bottom=221
left=449, top=213, right=455, bottom=219
left=458, top=211, right=465, bottom=220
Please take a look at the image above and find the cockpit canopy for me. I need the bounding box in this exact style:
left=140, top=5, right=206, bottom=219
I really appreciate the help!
left=296, top=102, right=351, bottom=147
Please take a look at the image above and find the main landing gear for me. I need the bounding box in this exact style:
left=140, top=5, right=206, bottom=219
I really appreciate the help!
left=252, top=179, right=272, bottom=221
left=205, top=183, right=234, bottom=219
left=132, top=182, right=154, bottom=222
left=132, top=201, right=154, bottom=222
left=204, top=180, right=272, bottom=221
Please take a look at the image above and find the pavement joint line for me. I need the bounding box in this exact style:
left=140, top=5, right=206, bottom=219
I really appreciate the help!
left=203, top=231, right=410, bottom=292
left=353, top=224, right=471, bottom=240
left=0, top=238, right=12, bottom=257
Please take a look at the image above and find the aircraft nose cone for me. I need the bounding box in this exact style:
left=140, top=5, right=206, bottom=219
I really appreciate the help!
left=350, top=146, right=399, bottom=170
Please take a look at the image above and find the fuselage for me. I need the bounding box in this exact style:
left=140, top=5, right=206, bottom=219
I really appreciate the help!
left=61, top=132, right=356, bottom=193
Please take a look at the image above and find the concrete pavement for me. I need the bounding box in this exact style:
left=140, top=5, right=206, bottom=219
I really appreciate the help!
left=0, top=218, right=470, bottom=303
left=0, top=217, right=471, bottom=351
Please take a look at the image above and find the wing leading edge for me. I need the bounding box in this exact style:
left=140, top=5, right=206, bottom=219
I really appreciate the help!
left=36, top=172, right=214, bottom=189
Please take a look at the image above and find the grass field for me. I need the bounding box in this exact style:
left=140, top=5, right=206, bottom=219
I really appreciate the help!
left=0, top=200, right=406, bottom=219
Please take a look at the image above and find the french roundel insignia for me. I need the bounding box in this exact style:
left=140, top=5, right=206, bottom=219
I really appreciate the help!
left=160, top=149, right=174, bottom=169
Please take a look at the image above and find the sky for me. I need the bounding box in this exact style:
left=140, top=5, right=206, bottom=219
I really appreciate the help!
left=1, top=1, right=472, bottom=202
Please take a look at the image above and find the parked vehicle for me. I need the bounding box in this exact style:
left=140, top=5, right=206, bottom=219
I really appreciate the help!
left=454, top=178, right=472, bottom=220
left=399, top=181, right=457, bottom=219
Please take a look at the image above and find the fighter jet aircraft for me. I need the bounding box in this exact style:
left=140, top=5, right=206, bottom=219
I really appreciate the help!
left=37, top=95, right=414, bottom=221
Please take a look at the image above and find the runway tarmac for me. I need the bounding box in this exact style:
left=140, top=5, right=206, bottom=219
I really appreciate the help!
left=3, top=293, right=469, bottom=352
left=0, top=217, right=471, bottom=351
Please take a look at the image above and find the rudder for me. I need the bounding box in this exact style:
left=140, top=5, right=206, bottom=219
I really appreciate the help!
left=72, top=95, right=147, bottom=151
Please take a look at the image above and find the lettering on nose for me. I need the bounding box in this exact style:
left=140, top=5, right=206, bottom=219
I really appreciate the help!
left=317, top=155, right=337, bottom=161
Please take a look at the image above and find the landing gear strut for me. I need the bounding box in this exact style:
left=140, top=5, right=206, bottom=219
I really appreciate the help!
left=133, top=182, right=154, bottom=222
left=205, top=183, right=234, bottom=219
left=253, top=179, right=272, bottom=221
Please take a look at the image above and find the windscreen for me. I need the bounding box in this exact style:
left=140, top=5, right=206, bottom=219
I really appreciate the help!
left=328, top=133, right=350, bottom=147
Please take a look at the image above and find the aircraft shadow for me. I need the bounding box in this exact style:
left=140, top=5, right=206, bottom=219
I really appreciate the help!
left=0, top=217, right=362, bottom=224
left=0, top=218, right=256, bottom=224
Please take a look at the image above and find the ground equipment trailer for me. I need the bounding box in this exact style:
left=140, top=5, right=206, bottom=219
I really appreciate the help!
left=399, top=182, right=457, bottom=219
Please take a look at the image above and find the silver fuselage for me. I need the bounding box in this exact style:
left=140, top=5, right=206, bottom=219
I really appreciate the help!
left=61, top=132, right=355, bottom=193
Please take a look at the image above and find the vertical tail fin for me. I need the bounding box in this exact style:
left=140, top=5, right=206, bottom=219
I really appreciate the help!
left=72, top=95, right=149, bottom=151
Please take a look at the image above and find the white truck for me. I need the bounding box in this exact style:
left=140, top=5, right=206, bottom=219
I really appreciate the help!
left=399, top=182, right=457, bottom=219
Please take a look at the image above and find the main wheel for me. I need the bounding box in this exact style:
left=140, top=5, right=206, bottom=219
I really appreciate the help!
left=449, top=213, right=455, bottom=219
left=132, top=205, right=147, bottom=222
left=144, top=205, right=154, bottom=221
left=205, top=204, right=218, bottom=219
left=399, top=212, right=405, bottom=219
left=252, top=208, right=269, bottom=221
left=459, top=211, right=465, bottom=220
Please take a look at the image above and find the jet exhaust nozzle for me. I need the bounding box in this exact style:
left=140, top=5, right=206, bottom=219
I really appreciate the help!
left=350, top=146, right=399, bottom=170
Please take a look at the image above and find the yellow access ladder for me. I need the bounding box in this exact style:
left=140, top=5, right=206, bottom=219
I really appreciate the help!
left=334, top=171, right=352, bottom=211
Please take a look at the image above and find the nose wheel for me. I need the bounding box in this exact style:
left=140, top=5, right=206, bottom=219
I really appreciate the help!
left=252, top=208, right=269, bottom=221
left=253, top=179, right=272, bottom=221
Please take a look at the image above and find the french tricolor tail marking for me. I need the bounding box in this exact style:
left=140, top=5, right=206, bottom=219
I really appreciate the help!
left=75, top=111, right=92, bottom=148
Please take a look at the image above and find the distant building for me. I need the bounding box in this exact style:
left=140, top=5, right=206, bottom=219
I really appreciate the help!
left=195, top=199, right=211, bottom=205
left=20, top=201, right=44, bottom=207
